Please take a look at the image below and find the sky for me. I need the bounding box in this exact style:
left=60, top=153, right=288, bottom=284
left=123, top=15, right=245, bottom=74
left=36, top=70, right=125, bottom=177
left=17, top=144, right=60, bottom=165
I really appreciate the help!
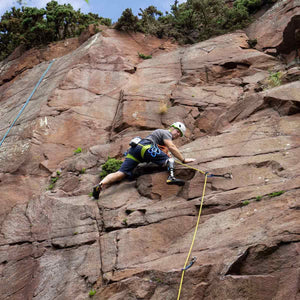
left=0, top=0, right=185, bottom=22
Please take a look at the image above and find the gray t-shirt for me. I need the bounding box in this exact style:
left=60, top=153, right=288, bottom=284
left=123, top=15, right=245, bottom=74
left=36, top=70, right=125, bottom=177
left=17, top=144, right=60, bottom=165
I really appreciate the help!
left=145, top=129, right=172, bottom=145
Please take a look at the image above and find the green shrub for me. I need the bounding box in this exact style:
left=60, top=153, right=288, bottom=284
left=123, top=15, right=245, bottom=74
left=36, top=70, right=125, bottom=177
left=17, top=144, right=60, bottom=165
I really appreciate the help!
left=100, top=157, right=123, bottom=179
left=89, top=289, right=96, bottom=297
left=267, top=71, right=283, bottom=88
left=138, top=52, right=152, bottom=59
left=74, top=147, right=82, bottom=154
left=115, top=8, right=141, bottom=31
left=99, top=18, right=112, bottom=26
left=47, top=175, right=60, bottom=190
left=138, top=5, right=163, bottom=35
left=256, top=195, right=262, bottom=201
left=47, top=184, right=54, bottom=190
left=112, top=0, right=264, bottom=47
left=51, top=177, right=59, bottom=184
left=242, top=200, right=250, bottom=206
left=80, top=168, right=86, bottom=174
left=234, top=0, right=263, bottom=13
left=269, top=191, right=285, bottom=198
left=248, top=38, right=257, bottom=48
left=2, top=0, right=276, bottom=62
left=222, top=5, right=250, bottom=30
left=0, top=1, right=111, bottom=61
left=234, top=0, right=278, bottom=14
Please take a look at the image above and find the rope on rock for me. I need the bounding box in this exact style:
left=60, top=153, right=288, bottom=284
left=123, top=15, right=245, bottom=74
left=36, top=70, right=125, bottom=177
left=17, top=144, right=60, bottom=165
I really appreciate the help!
left=0, top=59, right=55, bottom=147
left=175, top=160, right=232, bottom=299
left=175, top=160, right=233, bottom=179
left=175, top=159, right=207, bottom=175
left=177, top=172, right=208, bottom=300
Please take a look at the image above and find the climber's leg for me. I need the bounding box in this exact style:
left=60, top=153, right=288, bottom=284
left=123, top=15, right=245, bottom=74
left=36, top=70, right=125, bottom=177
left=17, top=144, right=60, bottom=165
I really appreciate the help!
left=165, top=158, right=185, bottom=186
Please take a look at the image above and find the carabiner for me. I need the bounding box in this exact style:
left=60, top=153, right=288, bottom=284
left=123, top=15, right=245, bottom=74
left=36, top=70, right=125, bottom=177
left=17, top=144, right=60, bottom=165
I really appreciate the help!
left=223, top=173, right=233, bottom=179
left=149, top=145, right=161, bottom=157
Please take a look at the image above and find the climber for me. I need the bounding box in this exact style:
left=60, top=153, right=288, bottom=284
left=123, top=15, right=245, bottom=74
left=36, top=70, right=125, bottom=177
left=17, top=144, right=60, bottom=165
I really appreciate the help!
left=92, top=122, right=195, bottom=199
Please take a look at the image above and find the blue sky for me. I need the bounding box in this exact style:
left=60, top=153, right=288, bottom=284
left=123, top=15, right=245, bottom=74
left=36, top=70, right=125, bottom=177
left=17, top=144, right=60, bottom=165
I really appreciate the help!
left=0, top=0, right=185, bottom=22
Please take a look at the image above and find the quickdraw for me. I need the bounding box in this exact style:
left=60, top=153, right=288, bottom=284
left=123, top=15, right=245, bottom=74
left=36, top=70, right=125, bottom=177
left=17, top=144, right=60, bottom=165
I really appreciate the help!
left=207, top=172, right=233, bottom=179
left=176, top=162, right=232, bottom=300
left=182, top=257, right=197, bottom=271
left=177, top=174, right=208, bottom=300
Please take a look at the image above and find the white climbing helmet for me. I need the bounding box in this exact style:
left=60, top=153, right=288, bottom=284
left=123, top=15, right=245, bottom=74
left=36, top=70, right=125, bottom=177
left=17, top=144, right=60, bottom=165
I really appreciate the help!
left=171, top=122, right=186, bottom=137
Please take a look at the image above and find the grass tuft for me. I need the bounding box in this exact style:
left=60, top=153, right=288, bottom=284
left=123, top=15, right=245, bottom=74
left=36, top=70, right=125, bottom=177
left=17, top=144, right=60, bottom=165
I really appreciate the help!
left=269, top=191, right=285, bottom=198
left=138, top=52, right=152, bottom=59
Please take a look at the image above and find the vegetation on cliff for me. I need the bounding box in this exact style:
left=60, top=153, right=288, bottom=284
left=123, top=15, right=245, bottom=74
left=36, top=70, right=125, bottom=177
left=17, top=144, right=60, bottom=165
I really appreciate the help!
left=115, top=0, right=278, bottom=44
left=0, top=0, right=111, bottom=60
left=100, top=158, right=123, bottom=179
left=0, top=0, right=278, bottom=61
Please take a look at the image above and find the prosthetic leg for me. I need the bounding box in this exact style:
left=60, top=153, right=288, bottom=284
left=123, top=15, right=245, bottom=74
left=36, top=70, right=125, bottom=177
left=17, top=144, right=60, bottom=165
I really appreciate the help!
left=166, top=158, right=185, bottom=186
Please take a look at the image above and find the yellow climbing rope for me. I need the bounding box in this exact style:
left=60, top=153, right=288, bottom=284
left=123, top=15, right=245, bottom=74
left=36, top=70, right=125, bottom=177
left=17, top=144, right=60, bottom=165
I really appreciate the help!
left=175, top=160, right=207, bottom=175
left=175, top=160, right=208, bottom=300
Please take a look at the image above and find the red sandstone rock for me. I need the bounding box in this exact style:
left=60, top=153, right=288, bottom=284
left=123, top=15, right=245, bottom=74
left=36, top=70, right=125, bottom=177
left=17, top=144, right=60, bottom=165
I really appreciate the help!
left=246, top=0, right=300, bottom=63
left=0, top=12, right=299, bottom=300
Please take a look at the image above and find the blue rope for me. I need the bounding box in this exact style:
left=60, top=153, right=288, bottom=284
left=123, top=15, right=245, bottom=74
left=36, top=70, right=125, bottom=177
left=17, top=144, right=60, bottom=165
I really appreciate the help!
left=0, top=59, right=55, bottom=147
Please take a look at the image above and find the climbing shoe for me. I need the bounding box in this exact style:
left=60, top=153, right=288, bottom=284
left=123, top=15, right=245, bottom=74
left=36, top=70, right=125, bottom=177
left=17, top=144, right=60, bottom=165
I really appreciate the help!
left=166, top=176, right=185, bottom=186
left=92, top=184, right=102, bottom=199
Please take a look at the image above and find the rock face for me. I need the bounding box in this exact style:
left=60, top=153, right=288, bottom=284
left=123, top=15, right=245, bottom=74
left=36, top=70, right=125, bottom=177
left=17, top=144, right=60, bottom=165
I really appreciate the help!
left=0, top=2, right=299, bottom=300
left=246, top=0, right=300, bottom=65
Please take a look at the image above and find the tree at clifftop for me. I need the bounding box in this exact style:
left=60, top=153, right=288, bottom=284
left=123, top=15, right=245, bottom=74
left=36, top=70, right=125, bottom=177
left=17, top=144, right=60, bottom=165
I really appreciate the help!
left=114, top=8, right=140, bottom=32
left=115, top=0, right=278, bottom=44
left=115, top=0, right=250, bottom=44
left=0, top=0, right=111, bottom=61
left=234, top=0, right=278, bottom=14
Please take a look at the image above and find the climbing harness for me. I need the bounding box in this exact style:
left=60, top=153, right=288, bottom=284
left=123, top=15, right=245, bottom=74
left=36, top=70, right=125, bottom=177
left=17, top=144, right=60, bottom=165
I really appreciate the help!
left=125, top=142, right=160, bottom=163
left=125, top=153, right=141, bottom=163
left=0, top=59, right=55, bottom=147
left=140, top=144, right=152, bottom=158
left=176, top=160, right=232, bottom=300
